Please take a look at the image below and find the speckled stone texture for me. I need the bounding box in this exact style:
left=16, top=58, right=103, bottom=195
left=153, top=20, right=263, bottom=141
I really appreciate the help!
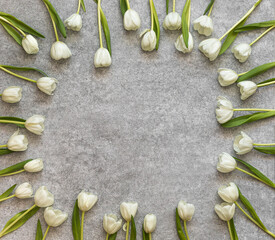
left=0, top=0, right=274, bottom=239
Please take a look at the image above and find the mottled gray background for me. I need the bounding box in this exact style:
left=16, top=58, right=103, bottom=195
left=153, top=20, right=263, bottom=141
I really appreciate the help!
left=0, top=0, right=274, bottom=239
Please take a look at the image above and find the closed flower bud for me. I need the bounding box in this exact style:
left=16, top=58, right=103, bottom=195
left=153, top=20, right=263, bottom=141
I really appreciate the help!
left=233, top=131, right=253, bottom=155
left=218, top=182, right=239, bottom=203
left=24, top=158, right=44, bottom=172
left=237, top=81, right=257, bottom=100
left=218, top=68, right=238, bottom=87
left=34, top=186, right=54, bottom=207
left=217, top=153, right=237, bottom=173
left=199, top=38, right=221, bottom=61
left=177, top=201, right=195, bottom=221
left=44, top=207, right=68, bottom=227
left=140, top=30, right=156, bottom=51
left=232, top=43, right=251, bottom=63
left=143, top=214, right=157, bottom=233
left=25, top=115, right=45, bottom=135
left=175, top=33, right=194, bottom=53
left=36, top=77, right=58, bottom=95
left=7, top=130, right=28, bottom=151
left=163, top=12, right=181, bottom=30
left=103, top=214, right=122, bottom=235
left=15, top=182, right=33, bottom=199
left=120, top=202, right=138, bottom=222
left=65, top=13, right=82, bottom=31
left=124, top=9, right=141, bottom=31
left=1, top=86, right=22, bottom=103
left=215, top=203, right=235, bottom=221
left=193, top=15, right=213, bottom=36
left=215, top=96, right=234, bottom=124
left=77, top=191, right=98, bottom=212
left=50, top=41, right=72, bottom=60
left=22, top=35, right=39, bottom=54
left=94, top=48, right=112, bottom=68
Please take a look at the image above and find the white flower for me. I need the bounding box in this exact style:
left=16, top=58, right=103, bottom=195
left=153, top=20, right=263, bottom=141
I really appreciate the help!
left=215, top=96, right=234, bottom=124
left=50, top=41, right=72, bottom=60
left=34, top=186, right=54, bottom=207
left=64, top=13, right=82, bottom=31
left=232, top=43, right=251, bottom=63
left=94, top=48, right=112, bottom=68
left=237, top=81, right=257, bottom=100
left=163, top=12, right=181, bottom=30
left=36, top=77, right=58, bottom=95
left=77, top=191, right=98, bottom=212
left=140, top=30, right=156, bottom=51
left=175, top=32, right=194, bottom=53
left=215, top=203, right=235, bottom=221
left=217, top=153, right=237, bottom=173
left=15, top=182, right=33, bottom=199
left=143, top=214, right=157, bottom=233
left=177, top=200, right=195, bottom=221
left=233, top=131, right=253, bottom=155
left=199, top=38, right=221, bottom=61
left=120, top=202, right=138, bottom=222
left=22, top=35, right=39, bottom=54
left=103, top=214, right=122, bottom=235
left=218, top=68, right=239, bottom=87
left=44, top=207, right=68, bottom=227
left=7, top=130, right=28, bottom=151
left=218, top=182, right=239, bottom=203
left=25, top=115, right=45, bottom=135
left=193, top=15, right=213, bottom=36
left=1, top=86, right=22, bottom=103
left=24, top=158, right=44, bottom=172
left=123, top=9, right=141, bottom=31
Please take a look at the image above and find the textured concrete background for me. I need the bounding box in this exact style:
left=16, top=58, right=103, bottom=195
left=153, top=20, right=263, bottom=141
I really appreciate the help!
left=0, top=0, right=274, bottom=239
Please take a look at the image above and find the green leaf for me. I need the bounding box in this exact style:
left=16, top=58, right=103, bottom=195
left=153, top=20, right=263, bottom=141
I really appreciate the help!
left=35, top=220, right=43, bottom=240
left=254, top=146, right=275, bottom=155
left=0, top=20, right=23, bottom=45
left=238, top=62, right=275, bottom=82
left=258, top=78, right=275, bottom=85
left=130, top=216, right=136, bottom=240
left=120, top=0, right=128, bottom=16
left=80, top=0, right=86, bottom=12
left=0, top=116, right=26, bottom=128
left=100, top=7, right=111, bottom=55
left=0, top=149, right=13, bottom=156
left=152, top=0, right=160, bottom=50
left=221, top=111, right=275, bottom=128
left=181, top=0, right=191, bottom=48
left=166, top=0, right=169, bottom=14
left=0, top=159, right=33, bottom=176
left=0, top=65, right=48, bottom=76
left=176, top=208, right=187, bottom=240
left=0, top=12, right=45, bottom=38
left=72, top=200, right=81, bottom=240
left=229, top=218, right=238, bottom=240
left=142, top=226, right=149, bottom=240
left=203, top=0, right=215, bottom=15
left=0, top=184, right=17, bottom=200
left=109, top=232, right=117, bottom=240
left=235, top=20, right=275, bottom=33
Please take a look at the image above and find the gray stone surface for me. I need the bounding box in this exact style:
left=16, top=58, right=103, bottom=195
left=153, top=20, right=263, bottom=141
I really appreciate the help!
left=0, top=0, right=274, bottom=239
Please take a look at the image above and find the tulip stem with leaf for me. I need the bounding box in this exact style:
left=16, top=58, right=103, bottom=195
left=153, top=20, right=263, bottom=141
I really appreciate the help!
left=249, top=25, right=275, bottom=46
left=120, top=202, right=138, bottom=240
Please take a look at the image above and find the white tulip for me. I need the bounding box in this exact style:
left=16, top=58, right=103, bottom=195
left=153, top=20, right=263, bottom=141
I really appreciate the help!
left=44, top=207, right=68, bottom=227
left=140, top=30, right=156, bottom=51
left=163, top=12, right=181, bottom=30
left=1, top=86, right=22, bottom=103
left=7, top=130, right=28, bottom=151
left=103, top=214, right=122, bottom=235
left=50, top=41, right=72, bottom=60
left=24, top=158, right=44, bottom=172
left=215, top=96, right=234, bottom=124
left=217, top=153, right=237, bottom=173
left=217, top=68, right=239, bottom=87
left=25, top=115, right=45, bottom=135
left=175, top=32, right=194, bottom=53
left=94, top=48, right=112, bottom=68
left=15, top=182, right=33, bottom=199
left=22, top=35, right=39, bottom=54
left=233, top=131, right=253, bottom=155
left=177, top=201, right=195, bottom=221
left=34, top=186, right=54, bottom=207
left=199, top=38, right=221, bottom=61
left=36, top=77, right=58, bottom=95
left=232, top=43, right=251, bottom=63
left=64, top=13, right=82, bottom=31
left=124, top=9, right=141, bottom=31
left=218, top=182, right=239, bottom=203
left=237, top=81, right=257, bottom=100
left=77, top=191, right=98, bottom=212
left=143, top=214, right=157, bottom=233
left=215, top=203, right=235, bottom=221
left=193, top=15, right=213, bottom=36
left=120, top=202, right=138, bottom=222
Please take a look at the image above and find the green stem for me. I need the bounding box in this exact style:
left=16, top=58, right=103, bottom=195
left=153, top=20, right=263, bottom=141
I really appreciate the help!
left=0, top=94, right=2, bottom=97
left=227, top=221, right=233, bottom=240
left=0, top=66, right=37, bottom=83
left=238, top=71, right=248, bottom=76
left=149, top=0, right=154, bottom=30
left=106, top=233, right=109, bottom=240
left=42, top=225, right=50, bottom=240
left=0, top=169, right=25, bottom=177
left=0, top=145, right=7, bottom=148
left=44, top=3, right=59, bottom=41
left=81, top=211, right=85, bottom=240
left=233, top=108, right=275, bottom=112
left=172, top=0, right=176, bottom=12
left=253, top=143, right=275, bottom=146
left=0, top=194, right=15, bottom=202
left=0, top=16, right=26, bottom=37
left=77, top=0, right=81, bottom=14
left=207, top=3, right=214, bottom=17
left=149, top=233, right=152, bottom=240
left=125, top=221, right=130, bottom=240
left=0, top=119, right=26, bottom=125
left=97, top=0, right=103, bottom=48
left=257, top=80, right=275, bottom=88
left=126, top=0, right=131, bottom=9
left=250, top=25, right=275, bottom=46
left=184, top=220, right=190, bottom=240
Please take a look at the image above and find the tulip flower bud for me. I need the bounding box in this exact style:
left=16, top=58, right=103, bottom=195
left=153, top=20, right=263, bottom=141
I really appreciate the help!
left=217, top=153, right=237, bottom=173
left=36, top=77, right=58, bottom=95
left=233, top=131, right=253, bottom=155
left=50, top=41, right=72, bottom=60
left=237, top=81, right=257, bottom=100
left=163, top=12, right=181, bottom=30
left=217, top=68, right=238, bottom=87
left=232, top=43, right=251, bottom=63
left=103, top=214, right=122, bottom=235
left=215, top=203, right=235, bottom=221
left=7, top=130, right=28, bottom=151
left=24, top=158, right=44, bottom=172
left=120, top=202, right=138, bottom=222
left=143, top=214, right=157, bottom=233
left=44, top=207, right=68, bottom=227
left=218, top=182, right=239, bottom=203
left=1, top=86, right=22, bottom=103
left=199, top=38, right=221, bottom=61
left=25, top=115, right=45, bottom=135
left=193, top=15, right=213, bottom=36
left=215, top=96, right=234, bottom=124
left=77, top=191, right=98, bottom=212
left=22, top=35, right=39, bottom=54
left=34, top=186, right=54, bottom=207
left=15, top=182, right=33, bottom=199
left=175, top=33, right=194, bottom=53
left=123, top=9, right=141, bottom=31
left=177, top=201, right=195, bottom=221
left=65, top=13, right=82, bottom=31
left=140, top=30, right=156, bottom=51
left=94, top=48, right=112, bottom=68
